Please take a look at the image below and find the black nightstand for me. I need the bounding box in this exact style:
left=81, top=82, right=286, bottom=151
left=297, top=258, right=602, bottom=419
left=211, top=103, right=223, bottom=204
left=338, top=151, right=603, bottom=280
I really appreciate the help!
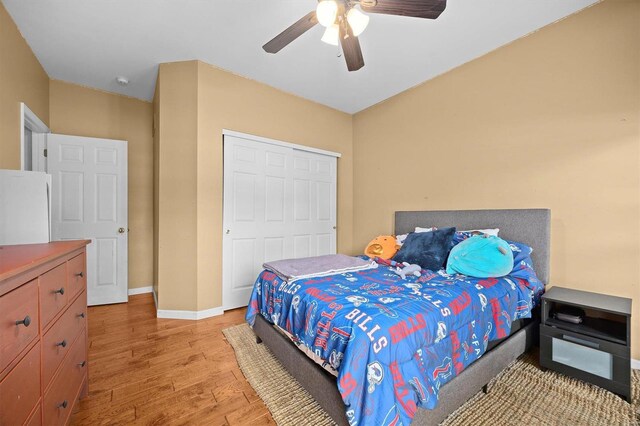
left=540, top=286, right=632, bottom=402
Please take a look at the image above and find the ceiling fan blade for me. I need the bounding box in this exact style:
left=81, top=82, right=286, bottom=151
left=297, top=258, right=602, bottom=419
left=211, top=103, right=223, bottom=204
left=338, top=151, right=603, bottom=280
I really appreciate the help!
left=263, top=11, right=318, bottom=54
left=360, top=0, right=447, bottom=19
left=339, top=24, right=364, bottom=71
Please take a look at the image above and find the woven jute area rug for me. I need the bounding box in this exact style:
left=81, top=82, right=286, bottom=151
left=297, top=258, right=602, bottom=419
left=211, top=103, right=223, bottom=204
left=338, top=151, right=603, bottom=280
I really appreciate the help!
left=223, top=323, right=640, bottom=425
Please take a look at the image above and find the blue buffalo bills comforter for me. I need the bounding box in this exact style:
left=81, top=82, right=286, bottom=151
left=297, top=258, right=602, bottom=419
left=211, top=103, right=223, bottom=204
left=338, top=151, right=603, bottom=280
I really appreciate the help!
left=246, top=247, right=543, bottom=426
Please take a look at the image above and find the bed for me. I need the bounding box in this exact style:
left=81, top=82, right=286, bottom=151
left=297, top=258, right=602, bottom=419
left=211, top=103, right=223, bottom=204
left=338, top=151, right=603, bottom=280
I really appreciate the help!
left=248, top=209, right=550, bottom=425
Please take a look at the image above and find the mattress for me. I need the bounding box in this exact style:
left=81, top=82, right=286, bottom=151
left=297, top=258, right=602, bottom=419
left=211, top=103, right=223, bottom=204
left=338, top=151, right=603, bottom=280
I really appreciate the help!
left=246, top=255, right=543, bottom=426
left=272, top=317, right=531, bottom=378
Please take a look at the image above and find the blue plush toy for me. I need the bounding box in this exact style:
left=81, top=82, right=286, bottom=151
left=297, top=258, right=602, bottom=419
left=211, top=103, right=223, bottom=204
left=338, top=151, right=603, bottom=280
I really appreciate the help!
left=446, top=234, right=513, bottom=278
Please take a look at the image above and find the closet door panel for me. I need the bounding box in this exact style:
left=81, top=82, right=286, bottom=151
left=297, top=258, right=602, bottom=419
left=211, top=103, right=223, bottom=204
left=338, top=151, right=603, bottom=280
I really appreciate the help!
left=292, top=149, right=337, bottom=258
left=223, top=135, right=336, bottom=310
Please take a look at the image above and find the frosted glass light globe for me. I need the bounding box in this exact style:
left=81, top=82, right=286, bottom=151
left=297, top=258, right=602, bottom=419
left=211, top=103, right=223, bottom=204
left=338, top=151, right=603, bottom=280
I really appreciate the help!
left=316, top=1, right=338, bottom=27
left=321, top=24, right=339, bottom=46
left=347, top=7, right=369, bottom=36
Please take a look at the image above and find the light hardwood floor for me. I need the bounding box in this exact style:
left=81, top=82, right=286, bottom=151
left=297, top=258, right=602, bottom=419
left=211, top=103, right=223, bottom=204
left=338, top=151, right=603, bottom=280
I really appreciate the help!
left=70, top=293, right=274, bottom=425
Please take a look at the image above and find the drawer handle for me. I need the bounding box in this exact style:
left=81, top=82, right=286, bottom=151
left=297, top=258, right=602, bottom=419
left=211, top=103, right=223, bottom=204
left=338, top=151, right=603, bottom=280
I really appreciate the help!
left=78, top=312, right=86, bottom=319
left=53, top=287, right=65, bottom=295
left=78, top=360, right=87, bottom=367
left=56, top=339, right=68, bottom=348
left=57, top=400, right=68, bottom=409
left=15, top=315, right=32, bottom=327
left=76, top=271, right=84, bottom=278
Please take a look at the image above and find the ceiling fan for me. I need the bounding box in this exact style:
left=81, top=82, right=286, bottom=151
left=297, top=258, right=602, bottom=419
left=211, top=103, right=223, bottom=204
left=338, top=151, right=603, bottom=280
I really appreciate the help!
left=262, top=0, right=447, bottom=71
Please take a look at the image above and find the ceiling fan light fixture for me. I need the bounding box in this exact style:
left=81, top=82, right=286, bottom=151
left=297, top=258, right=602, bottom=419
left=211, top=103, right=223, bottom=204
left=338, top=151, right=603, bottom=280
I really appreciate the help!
left=321, top=24, right=340, bottom=46
left=347, top=7, right=369, bottom=36
left=316, top=1, right=338, bottom=27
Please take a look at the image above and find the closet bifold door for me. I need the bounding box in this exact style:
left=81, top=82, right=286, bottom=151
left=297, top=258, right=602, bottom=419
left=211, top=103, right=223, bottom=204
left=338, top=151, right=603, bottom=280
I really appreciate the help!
left=222, top=134, right=337, bottom=310
left=290, top=148, right=337, bottom=258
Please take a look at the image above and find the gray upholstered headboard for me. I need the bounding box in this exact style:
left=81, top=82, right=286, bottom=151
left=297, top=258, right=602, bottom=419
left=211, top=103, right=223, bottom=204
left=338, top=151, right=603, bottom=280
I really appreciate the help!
left=395, top=209, right=551, bottom=285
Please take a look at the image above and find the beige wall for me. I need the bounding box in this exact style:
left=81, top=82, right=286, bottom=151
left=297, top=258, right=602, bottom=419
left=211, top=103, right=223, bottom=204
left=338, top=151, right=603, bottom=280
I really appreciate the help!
left=155, top=60, right=354, bottom=311
left=155, top=62, right=199, bottom=310
left=49, top=80, right=154, bottom=289
left=0, top=2, right=49, bottom=168
left=353, top=0, right=640, bottom=358
left=196, top=61, right=354, bottom=311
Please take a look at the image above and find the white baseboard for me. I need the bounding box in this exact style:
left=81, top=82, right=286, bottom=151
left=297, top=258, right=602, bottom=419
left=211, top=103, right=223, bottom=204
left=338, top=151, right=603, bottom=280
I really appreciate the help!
left=632, top=358, right=640, bottom=370
left=149, top=286, right=222, bottom=320
left=128, top=286, right=153, bottom=296
left=156, top=306, right=224, bottom=320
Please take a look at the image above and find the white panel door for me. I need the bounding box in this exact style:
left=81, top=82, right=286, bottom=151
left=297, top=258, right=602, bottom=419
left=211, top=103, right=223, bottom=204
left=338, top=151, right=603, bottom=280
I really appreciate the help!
left=222, top=135, right=337, bottom=310
left=47, top=134, right=128, bottom=306
left=291, top=149, right=337, bottom=258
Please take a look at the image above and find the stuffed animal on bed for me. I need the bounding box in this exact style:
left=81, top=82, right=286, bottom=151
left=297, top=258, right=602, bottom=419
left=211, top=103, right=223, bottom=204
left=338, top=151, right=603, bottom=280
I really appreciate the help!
left=446, top=234, right=513, bottom=278
left=364, top=235, right=399, bottom=260
left=373, top=258, right=422, bottom=279
left=393, top=262, right=422, bottom=279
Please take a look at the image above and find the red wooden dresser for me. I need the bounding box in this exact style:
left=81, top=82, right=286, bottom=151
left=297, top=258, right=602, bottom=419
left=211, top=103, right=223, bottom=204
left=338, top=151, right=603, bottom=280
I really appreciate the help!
left=0, top=240, right=90, bottom=426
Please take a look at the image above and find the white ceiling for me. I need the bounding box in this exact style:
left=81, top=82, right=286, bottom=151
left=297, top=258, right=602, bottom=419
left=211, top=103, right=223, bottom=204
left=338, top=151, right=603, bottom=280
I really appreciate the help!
left=3, top=0, right=598, bottom=113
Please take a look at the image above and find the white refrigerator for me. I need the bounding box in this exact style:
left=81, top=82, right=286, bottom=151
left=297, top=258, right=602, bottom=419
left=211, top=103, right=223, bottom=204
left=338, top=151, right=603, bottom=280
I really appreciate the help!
left=0, top=169, right=51, bottom=245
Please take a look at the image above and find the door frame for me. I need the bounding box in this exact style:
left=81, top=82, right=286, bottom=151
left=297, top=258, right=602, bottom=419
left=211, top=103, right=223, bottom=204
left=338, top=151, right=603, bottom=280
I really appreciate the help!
left=222, top=129, right=341, bottom=159
left=20, top=103, right=50, bottom=172
left=221, top=129, right=340, bottom=310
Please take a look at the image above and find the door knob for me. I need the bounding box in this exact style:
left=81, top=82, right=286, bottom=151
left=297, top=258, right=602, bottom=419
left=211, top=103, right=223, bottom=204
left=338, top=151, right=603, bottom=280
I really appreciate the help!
left=225, top=229, right=230, bottom=234
left=118, top=227, right=125, bottom=234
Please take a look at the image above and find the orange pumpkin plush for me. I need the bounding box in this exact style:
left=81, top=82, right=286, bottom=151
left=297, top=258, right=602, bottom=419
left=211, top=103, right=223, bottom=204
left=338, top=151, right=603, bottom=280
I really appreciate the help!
left=364, top=235, right=400, bottom=260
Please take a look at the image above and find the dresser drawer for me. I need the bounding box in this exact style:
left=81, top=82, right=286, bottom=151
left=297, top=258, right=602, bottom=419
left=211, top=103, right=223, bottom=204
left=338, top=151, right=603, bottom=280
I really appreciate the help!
left=0, top=345, right=41, bottom=426
left=0, top=279, right=39, bottom=372
left=26, top=405, right=42, bottom=426
left=40, top=264, right=68, bottom=327
left=66, top=254, right=86, bottom=300
left=42, top=291, right=87, bottom=388
left=43, top=333, right=87, bottom=426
